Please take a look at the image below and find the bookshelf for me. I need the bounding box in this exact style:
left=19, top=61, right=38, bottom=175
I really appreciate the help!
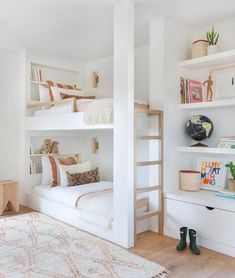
left=178, top=99, right=235, bottom=110
left=178, top=147, right=235, bottom=155
left=179, top=49, right=235, bottom=70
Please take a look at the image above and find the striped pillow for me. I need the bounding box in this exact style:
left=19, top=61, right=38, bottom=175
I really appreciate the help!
left=46, top=80, right=78, bottom=101
left=48, top=155, right=78, bottom=187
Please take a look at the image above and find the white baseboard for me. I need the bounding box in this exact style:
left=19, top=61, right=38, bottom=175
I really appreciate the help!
left=164, top=226, right=235, bottom=257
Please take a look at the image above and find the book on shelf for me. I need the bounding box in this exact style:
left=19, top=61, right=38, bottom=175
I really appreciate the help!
left=31, top=68, right=43, bottom=83
left=180, top=77, right=203, bottom=104
left=217, top=136, right=235, bottom=149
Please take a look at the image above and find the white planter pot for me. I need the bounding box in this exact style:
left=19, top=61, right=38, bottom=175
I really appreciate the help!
left=207, top=45, right=218, bottom=55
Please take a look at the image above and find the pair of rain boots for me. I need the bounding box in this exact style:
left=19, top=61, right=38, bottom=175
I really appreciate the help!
left=176, top=227, right=201, bottom=255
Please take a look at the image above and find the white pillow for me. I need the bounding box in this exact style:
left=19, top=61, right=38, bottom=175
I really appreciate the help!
left=39, top=85, right=50, bottom=102
left=51, top=87, right=86, bottom=101
left=41, top=156, right=52, bottom=185
left=59, top=161, right=91, bottom=186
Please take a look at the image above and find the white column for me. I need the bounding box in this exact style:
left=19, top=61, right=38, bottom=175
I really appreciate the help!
left=113, top=0, right=135, bottom=248
left=149, top=17, right=166, bottom=110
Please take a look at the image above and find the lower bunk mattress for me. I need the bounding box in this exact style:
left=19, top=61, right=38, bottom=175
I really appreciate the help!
left=33, top=181, right=149, bottom=231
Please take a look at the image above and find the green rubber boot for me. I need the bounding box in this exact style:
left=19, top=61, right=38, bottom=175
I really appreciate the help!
left=176, top=227, right=187, bottom=251
left=189, top=229, right=201, bottom=255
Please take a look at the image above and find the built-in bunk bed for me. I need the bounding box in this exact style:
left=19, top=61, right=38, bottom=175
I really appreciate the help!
left=24, top=2, right=163, bottom=248
left=25, top=59, right=153, bottom=244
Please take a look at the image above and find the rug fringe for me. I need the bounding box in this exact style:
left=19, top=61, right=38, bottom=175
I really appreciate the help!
left=152, top=269, right=169, bottom=278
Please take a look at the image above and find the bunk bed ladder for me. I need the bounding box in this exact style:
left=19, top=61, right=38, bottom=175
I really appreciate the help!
left=134, top=107, right=164, bottom=243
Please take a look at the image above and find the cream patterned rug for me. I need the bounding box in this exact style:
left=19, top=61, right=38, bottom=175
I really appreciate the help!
left=0, top=212, right=168, bottom=278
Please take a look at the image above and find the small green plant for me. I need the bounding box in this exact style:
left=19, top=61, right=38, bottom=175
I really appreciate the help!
left=206, top=26, right=219, bottom=45
left=225, top=162, right=235, bottom=179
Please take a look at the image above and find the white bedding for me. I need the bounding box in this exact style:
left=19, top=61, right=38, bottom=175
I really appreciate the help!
left=34, top=182, right=149, bottom=231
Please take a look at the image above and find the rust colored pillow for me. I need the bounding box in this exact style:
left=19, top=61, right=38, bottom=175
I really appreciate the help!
left=48, top=155, right=78, bottom=187
left=66, top=167, right=100, bottom=186
left=60, top=93, right=95, bottom=100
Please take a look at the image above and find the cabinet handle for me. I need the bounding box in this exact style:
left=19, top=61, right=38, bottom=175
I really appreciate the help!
left=205, top=206, right=215, bottom=210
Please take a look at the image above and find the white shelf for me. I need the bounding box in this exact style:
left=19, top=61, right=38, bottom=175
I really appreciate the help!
left=30, top=152, right=81, bottom=157
left=178, top=49, right=235, bottom=70
left=178, top=146, right=235, bottom=155
left=165, top=190, right=235, bottom=213
left=178, top=99, right=235, bottom=110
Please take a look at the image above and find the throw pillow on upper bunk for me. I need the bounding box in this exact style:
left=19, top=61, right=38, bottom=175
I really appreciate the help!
left=59, top=161, right=91, bottom=186
left=48, top=155, right=78, bottom=187
left=46, top=80, right=78, bottom=101
left=66, top=167, right=100, bottom=186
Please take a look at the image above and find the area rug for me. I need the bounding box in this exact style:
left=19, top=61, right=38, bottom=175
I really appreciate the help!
left=0, top=212, right=168, bottom=278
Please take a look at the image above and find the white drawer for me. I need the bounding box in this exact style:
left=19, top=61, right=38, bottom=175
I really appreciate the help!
left=165, top=198, right=235, bottom=248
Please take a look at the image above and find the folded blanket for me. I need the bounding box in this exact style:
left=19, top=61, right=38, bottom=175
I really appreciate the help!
left=83, top=98, right=113, bottom=125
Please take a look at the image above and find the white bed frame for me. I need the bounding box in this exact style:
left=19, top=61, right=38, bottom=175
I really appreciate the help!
left=22, top=2, right=150, bottom=249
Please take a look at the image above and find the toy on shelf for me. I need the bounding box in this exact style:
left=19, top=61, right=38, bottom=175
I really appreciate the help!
left=203, top=75, right=213, bottom=102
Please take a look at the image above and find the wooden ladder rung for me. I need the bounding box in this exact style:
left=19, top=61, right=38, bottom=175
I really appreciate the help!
left=136, top=135, right=162, bottom=140
left=135, top=108, right=163, bottom=116
left=136, top=160, right=161, bottom=167
left=136, top=210, right=161, bottom=221
left=136, top=185, right=160, bottom=193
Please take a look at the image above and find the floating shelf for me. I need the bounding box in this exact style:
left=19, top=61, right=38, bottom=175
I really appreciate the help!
left=178, top=99, right=235, bottom=110
left=178, top=146, right=235, bottom=155
left=30, top=152, right=81, bottom=157
left=178, top=49, right=235, bottom=70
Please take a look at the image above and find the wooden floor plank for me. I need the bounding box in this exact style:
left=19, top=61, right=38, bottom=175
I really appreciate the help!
left=130, top=231, right=235, bottom=278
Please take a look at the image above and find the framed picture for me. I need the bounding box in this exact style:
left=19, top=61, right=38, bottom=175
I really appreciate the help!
left=196, top=157, right=228, bottom=191
left=212, top=67, right=235, bottom=100
left=188, top=80, right=203, bottom=103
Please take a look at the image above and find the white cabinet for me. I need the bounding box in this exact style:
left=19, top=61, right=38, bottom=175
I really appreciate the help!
left=164, top=192, right=235, bottom=257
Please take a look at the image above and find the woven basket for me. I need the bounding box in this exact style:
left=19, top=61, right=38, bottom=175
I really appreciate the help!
left=179, top=170, right=201, bottom=192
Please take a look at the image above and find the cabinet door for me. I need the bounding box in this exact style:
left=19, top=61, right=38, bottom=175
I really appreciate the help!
left=165, top=198, right=235, bottom=247
left=213, top=68, right=235, bottom=100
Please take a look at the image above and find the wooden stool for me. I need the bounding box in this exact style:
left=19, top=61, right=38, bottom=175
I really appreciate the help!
left=0, top=180, right=19, bottom=216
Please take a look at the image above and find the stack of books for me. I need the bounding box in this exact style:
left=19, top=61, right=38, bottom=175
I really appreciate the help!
left=180, top=77, right=203, bottom=104
left=31, top=68, right=43, bottom=82
left=217, top=136, right=235, bottom=149
left=216, top=190, right=235, bottom=199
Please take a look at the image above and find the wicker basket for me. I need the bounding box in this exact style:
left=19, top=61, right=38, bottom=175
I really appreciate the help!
left=191, top=40, right=208, bottom=59
left=179, top=170, right=201, bottom=192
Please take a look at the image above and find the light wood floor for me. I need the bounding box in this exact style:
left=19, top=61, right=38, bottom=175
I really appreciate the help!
left=131, top=231, right=235, bottom=278
left=1, top=206, right=235, bottom=277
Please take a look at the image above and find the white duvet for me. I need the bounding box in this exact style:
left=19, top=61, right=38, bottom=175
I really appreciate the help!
left=34, top=181, right=148, bottom=231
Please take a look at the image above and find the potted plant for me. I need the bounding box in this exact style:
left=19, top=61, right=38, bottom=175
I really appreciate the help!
left=225, top=162, right=235, bottom=192
left=206, top=26, right=219, bottom=55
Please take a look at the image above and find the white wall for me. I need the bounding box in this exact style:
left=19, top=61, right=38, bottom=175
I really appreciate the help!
left=85, top=45, right=149, bottom=102
left=0, top=49, right=25, bottom=182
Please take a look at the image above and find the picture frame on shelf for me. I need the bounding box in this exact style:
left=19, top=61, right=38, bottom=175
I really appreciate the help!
left=196, top=157, right=228, bottom=191
left=211, top=67, right=235, bottom=100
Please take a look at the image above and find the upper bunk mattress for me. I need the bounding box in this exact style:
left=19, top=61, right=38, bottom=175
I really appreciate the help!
left=33, top=182, right=149, bottom=231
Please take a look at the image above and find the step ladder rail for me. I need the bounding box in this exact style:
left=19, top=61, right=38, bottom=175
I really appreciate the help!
left=134, top=108, right=164, bottom=242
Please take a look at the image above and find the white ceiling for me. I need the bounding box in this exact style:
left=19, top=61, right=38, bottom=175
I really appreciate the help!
left=0, top=0, right=235, bottom=61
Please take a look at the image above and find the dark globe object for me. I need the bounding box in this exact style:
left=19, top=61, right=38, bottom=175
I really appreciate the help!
left=186, top=115, right=213, bottom=143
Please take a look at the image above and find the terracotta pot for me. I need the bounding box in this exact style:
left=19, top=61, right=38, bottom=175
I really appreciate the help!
left=191, top=40, right=208, bottom=59
left=207, top=45, right=218, bottom=55
left=179, top=170, right=201, bottom=192
left=227, top=179, right=235, bottom=192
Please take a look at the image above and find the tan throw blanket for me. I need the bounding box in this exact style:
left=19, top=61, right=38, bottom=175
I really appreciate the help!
left=83, top=98, right=113, bottom=124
